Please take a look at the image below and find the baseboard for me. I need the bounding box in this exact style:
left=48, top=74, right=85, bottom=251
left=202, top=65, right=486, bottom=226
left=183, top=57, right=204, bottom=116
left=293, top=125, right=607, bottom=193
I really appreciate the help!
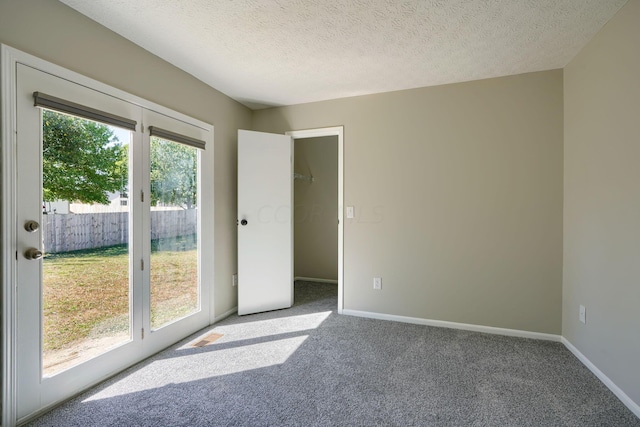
left=562, top=337, right=640, bottom=418
left=294, top=276, right=338, bottom=284
left=341, top=309, right=562, bottom=342
left=213, top=306, right=237, bottom=323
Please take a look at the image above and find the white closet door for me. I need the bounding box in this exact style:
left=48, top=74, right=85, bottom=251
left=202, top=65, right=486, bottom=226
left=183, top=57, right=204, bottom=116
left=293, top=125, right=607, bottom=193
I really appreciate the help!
left=237, top=130, right=293, bottom=315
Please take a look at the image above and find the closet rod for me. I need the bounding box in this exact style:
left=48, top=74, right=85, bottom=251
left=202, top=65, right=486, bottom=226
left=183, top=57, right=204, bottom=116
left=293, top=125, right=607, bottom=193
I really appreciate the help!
left=293, top=172, right=314, bottom=183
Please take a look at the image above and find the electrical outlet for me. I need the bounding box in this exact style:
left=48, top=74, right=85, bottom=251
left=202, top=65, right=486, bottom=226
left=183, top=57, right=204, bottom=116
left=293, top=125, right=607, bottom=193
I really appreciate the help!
left=579, top=305, right=586, bottom=324
left=232, top=274, right=238, bottom=287
left=373, top=277, right=382, bottom=290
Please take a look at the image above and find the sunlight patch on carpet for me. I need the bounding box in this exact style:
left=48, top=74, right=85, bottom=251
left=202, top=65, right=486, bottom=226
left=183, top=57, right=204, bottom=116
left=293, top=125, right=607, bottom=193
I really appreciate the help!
left=211, top=311, right=332, bottom=344
left=192, top=332, right=224, bottom=347
left=82, top=335, right=310, bottom=400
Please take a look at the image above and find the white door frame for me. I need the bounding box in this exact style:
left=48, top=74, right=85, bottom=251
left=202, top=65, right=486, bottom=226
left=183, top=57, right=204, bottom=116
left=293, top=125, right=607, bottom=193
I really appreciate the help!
left=286, top=127, right=344, bottom=314
left=1, top=44, right=20, bottom=427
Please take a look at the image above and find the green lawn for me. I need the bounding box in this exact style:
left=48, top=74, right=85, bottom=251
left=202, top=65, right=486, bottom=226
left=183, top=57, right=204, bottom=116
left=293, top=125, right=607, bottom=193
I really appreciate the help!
left=43, top=239, right=198, bottom=352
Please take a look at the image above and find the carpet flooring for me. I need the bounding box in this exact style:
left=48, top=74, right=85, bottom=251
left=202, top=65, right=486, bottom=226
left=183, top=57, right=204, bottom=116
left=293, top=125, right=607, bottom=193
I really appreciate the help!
left=29, top=281, right=639, bottom=426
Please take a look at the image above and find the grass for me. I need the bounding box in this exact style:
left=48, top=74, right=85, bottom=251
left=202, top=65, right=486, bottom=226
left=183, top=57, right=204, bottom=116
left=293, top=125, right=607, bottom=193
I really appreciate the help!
left=43, top=236, right=198, bottom=352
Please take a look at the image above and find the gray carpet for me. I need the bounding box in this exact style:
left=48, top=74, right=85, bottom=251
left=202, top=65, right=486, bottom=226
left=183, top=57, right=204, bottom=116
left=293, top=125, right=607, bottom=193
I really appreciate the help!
left=29, top=281, right=639, bottom=426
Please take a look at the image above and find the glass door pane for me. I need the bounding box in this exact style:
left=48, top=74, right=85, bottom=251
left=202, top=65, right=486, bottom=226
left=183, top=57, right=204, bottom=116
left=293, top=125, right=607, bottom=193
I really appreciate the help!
left=41, top=110, right=132, bottom=376
left=149, top=136, right=200, bottom=330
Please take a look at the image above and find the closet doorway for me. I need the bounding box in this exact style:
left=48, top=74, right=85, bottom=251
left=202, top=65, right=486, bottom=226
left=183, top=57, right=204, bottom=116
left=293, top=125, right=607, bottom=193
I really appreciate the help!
left=287, top=128, right=344, bottom=313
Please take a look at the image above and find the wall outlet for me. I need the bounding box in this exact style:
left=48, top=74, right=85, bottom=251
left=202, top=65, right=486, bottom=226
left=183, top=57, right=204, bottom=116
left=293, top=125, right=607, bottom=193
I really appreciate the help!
left=232, top=274, right=238, bottom=287
left=373, top=277, right=382, bottom=290
left=579, top=305, right=586, bottom=324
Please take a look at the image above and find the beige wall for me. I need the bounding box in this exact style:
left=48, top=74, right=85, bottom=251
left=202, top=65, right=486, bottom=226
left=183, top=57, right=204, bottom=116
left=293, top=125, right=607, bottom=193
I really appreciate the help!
left=254, top=70, right=564, bottom=334
left=0, top=0, right=252, bottom=316
left=564, top=0, right=640, bottom=407
left=294, top=136, right=338, bottom=280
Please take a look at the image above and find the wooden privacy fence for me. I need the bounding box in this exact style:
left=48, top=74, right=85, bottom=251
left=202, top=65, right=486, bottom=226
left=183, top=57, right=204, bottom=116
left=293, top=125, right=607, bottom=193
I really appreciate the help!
left=43, top=209, right=197, bottom=254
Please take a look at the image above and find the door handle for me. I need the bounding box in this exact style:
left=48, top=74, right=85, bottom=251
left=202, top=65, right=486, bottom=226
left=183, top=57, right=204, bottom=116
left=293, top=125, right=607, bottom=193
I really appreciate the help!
left=240, top=219, right=248, bottom=226
left=24, top=220, right=40, bottom=232
left=24, top=248, right=43, bottom=260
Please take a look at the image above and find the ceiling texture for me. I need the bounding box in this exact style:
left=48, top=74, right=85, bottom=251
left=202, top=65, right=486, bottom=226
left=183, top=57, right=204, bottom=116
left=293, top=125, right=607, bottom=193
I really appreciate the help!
left=59, top=0, right=628, bottom=110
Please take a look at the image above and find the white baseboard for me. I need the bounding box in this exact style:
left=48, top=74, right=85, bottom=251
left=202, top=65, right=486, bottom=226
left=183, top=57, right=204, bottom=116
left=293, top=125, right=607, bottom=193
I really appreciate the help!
left=341, top=309, right=562, bottom=342
left=562, top=337, right=640, bottom=418
left=294, top=276, right=338, bottom=284
left=213, top=306, right=237, bottom=323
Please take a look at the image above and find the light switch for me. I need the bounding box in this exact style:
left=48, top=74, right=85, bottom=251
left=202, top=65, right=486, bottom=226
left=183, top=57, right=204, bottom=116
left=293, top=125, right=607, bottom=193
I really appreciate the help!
left=579, top=305, right=586, bottom=324
left=346, top=206, right=355, bottom=219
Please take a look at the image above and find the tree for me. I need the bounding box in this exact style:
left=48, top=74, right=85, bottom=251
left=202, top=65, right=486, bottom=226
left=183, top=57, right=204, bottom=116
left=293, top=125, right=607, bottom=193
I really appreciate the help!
left=150, top=137, right=197, bottom=209
left=43, top=110, right=128, bottom=204
left=42, top=112, right=197, bottom=209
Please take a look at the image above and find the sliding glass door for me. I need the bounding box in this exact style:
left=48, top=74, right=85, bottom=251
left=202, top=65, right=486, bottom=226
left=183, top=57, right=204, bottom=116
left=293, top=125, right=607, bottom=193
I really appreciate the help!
left=149, top=134, right=200, bottom=330
left=139, top=110, right=210, bottom=355
left=41, top=109, right=134, bottom=377
left=12, top=61, right=212, bottom=423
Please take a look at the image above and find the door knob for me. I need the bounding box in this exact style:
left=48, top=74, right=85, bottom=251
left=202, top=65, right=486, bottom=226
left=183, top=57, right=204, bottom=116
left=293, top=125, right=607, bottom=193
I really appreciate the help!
left=24, top=220, right=40, bottom=232
left=24, top=248, right=43, bottom=260
left=240, top=219, right=248, bottom=226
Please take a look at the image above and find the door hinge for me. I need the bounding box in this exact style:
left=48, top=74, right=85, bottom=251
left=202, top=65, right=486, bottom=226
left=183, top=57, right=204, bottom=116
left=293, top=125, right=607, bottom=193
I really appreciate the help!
left=141, top=190, right=145, bottom=203
left=141, top=328, right=145, bottom=339
left=141, top=259, right=144, bottom=270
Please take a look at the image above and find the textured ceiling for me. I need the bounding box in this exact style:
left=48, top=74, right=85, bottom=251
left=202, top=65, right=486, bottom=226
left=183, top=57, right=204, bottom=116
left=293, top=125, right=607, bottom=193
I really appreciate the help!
left=59, top=0, right=627, bottom=110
